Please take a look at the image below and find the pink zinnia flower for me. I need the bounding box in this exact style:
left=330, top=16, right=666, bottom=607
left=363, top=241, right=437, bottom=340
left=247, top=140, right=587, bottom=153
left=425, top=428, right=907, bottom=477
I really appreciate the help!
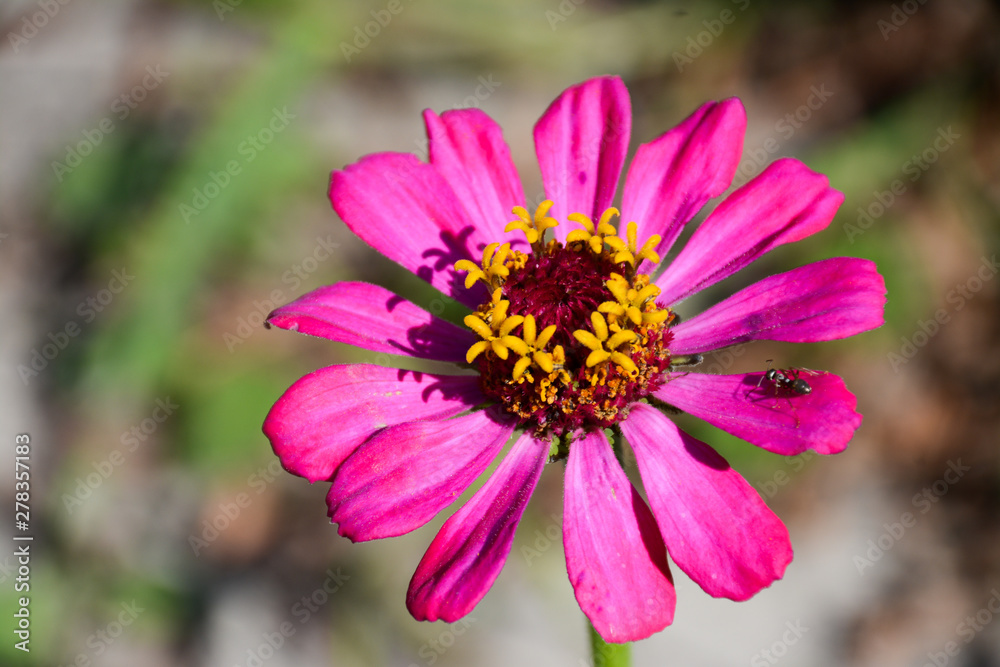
left=264, top=76, right=886, bottom=642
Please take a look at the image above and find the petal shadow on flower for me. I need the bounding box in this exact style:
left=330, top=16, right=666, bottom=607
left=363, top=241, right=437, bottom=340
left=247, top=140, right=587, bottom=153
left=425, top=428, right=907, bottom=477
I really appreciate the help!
left=676, top=429, right=731, bottom=473
left=387, top=368, right=480, bottom=405
left=266, top=281, right=476, bottom=364
left=264, top=363, right=486, bottom=484
left=327, top=405, right=517, bottom=542
left=416, top=225, right=488, bottom=306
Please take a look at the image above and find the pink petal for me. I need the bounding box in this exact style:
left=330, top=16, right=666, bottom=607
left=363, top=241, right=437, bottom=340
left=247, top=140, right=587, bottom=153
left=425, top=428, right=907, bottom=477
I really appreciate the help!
left=327, top=408, right=515, bottom=542
left=563, top=430, right=675, bottom=643
left=407, top=432, right=548, bottom=622
left=263, top=364, right=483, bottom=483
left=266, top=281, right=476, bottom=364
left=329, top=152, right=490, bottom=308
left=621, top=98, right=746, bottom=270
left=655, top=158, right=844, bottom=306
left=670, top=257, right=887, bottom=355
left=424, top=108, right=526, bottom=243
left=621, top=403, right=793, bottom=601
left=653, top=371, right=862, bottom=456
left=534, top=76, right=631, bottom=242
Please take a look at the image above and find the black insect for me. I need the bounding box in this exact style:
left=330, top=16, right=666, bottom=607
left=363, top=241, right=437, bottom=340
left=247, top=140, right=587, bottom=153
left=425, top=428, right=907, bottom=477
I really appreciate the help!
left=758, top=359, right=813, bottom=395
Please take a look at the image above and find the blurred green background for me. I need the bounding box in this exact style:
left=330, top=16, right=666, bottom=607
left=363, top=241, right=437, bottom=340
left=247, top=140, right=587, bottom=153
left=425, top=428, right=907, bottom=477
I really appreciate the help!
left=1, top=0, right=998, bottom=665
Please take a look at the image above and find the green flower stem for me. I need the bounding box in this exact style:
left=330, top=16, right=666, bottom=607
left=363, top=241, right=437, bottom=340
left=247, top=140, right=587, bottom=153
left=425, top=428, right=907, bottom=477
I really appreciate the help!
left=589, top=622, right=631, bottom=667
left=586, top=429, right=632, bottom=667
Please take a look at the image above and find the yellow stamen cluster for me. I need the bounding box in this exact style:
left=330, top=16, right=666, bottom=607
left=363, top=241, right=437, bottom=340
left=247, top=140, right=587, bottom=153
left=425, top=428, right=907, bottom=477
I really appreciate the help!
left=567, top=213, right=661, bottom=270
left=455, top=242, right=515, bottom=291
left=604, top=221, right=661, bottom=267
left=457, top=200, right=568, bottom=383
left=600, top=273, right=671, bottom=327
left=562, top=211, right=672, bottom=380
left=464, top=298, right=526, bottom=363
left=512, top=314, right=561, bottom=381
left=506, top=200, right=560, bottom=251
left=536, top=344, right=570, bottom=403
left=458, top=200, right=672, bottom=397
left=572, top=312, right=639, bottom=376
left=566, top=208, right=620, bottom=254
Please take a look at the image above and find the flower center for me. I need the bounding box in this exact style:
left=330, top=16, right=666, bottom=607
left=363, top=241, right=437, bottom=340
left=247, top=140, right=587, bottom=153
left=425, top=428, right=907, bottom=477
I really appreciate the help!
left=456, top=201, right=676, bottom=452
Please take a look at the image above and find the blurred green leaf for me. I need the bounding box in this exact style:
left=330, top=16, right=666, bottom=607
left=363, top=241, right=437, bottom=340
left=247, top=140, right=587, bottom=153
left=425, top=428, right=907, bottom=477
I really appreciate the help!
left=82, top=2, right=348, bottom=398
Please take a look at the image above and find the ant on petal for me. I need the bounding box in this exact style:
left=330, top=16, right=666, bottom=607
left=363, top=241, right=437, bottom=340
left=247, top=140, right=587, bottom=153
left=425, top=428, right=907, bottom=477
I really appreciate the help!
left=748, top=360, right=820, bottom=428
left=758, top=359, right=813, bottom=396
